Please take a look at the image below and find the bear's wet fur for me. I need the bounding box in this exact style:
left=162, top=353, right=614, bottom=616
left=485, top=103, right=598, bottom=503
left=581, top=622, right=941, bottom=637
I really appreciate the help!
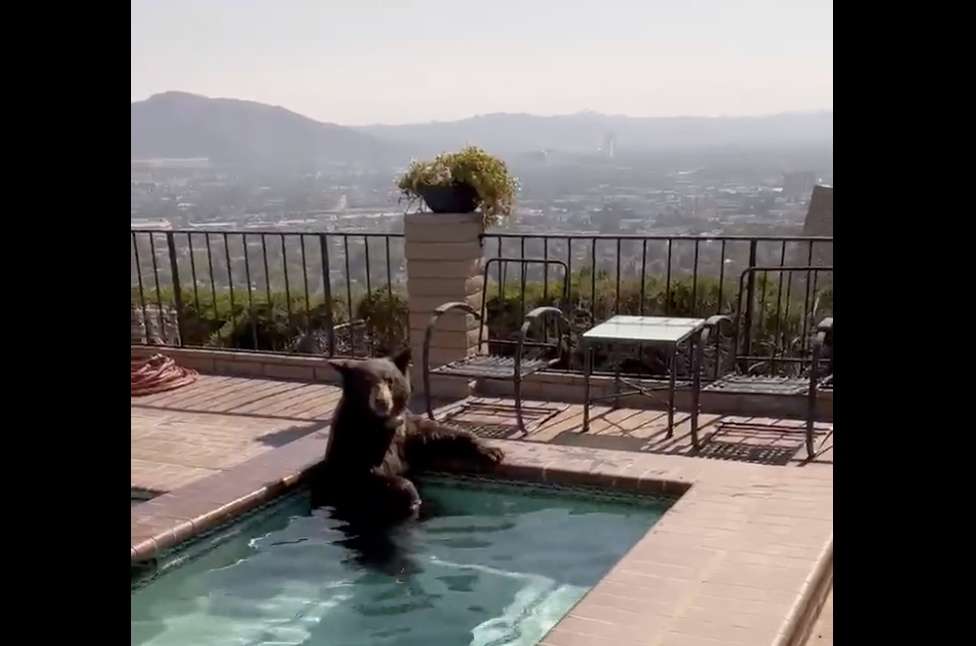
left=309, top=347, right=504, bottom=529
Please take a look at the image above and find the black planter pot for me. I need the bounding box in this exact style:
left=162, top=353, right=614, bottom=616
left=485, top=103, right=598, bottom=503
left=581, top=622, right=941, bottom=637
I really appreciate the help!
left=418, top=183, right=479, bottom=214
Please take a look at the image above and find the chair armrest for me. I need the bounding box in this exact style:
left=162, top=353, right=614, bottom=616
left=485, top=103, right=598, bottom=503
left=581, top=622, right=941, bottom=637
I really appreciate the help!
left=521, top=306, right=570, bottom=330
left=810, top=317, right=833, bottom=382
left=518, top=307, right=571, bottom=368
left=332, top=318, right=367, bottom=331
left=423, top=302, right=482, bottom=373
left=812, top=317, right=832, bottom=353
left=816, top=317, right=833, bottom=352
left=421, top=302, right=484, bottom=418
left=700, top=314, right=733, bottom=346
left=705, top=314, right=733, bottom=334
left=700, top=315, right=734, bottom=380
left=428, top=301, right=481, bottom=325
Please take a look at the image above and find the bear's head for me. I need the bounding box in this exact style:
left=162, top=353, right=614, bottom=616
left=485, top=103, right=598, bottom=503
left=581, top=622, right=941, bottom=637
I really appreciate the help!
left=327, top=347, right=412, bottom=424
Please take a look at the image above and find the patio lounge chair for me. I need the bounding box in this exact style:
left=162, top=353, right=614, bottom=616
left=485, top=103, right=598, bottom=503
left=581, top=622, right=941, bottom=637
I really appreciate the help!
left=694, top=266, right=833, bottom=459
left=422, top=257, right=571, bottom=434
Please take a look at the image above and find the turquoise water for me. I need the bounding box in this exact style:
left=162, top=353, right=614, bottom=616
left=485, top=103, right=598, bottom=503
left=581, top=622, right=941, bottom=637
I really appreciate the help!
left=131, top=476, right=671, bottom=646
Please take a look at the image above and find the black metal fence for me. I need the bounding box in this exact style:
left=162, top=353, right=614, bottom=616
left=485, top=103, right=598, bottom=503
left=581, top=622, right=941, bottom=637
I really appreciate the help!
left=730, top=265, right=833, bottom=376
left=131, top=228, right=832, bottom=372
left=130, top=229, right=406, bottom=357
left=480, top=233, right=833, bottom=375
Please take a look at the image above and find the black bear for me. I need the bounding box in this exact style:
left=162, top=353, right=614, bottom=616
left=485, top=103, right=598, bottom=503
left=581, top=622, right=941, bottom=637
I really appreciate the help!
left=310, top=347, right=504, bottom=526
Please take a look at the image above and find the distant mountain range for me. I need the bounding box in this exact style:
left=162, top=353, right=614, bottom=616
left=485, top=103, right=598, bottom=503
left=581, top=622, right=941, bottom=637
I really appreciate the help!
left=132, top=92, right=832, bottom=167
left=357, top=110, right=833, bottom=157
left=131, top=92, right=400, bottom=169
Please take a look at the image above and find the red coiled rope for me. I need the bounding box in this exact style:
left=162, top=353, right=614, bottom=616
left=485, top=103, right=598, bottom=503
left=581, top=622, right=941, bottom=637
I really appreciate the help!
left=131, top=354, right=198, bottom=396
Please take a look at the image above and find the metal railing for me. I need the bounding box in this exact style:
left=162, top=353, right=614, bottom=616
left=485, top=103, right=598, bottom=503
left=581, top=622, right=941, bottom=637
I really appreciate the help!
left=131, top=227, right=832, bottom=373
left=480, top=233, right=833, bottom=374
left=732, top=265, right=834, bottom=375
left=131, top=229, right=406, bottom=357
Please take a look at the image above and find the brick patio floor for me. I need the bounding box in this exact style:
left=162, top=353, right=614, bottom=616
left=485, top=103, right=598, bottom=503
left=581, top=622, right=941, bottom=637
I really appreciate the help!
left=132, top=375, right=832, bottom=494
left=131, top=375, right=342, bottom=493
left=437, top=396, right=833, bottom=468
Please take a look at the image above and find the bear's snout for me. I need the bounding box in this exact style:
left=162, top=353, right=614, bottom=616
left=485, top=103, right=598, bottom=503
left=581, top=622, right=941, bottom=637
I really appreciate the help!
left=368, top=382, right=395, bottom=417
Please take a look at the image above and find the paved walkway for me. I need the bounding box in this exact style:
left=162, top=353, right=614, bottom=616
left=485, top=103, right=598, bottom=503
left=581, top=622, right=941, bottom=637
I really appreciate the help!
left=132, top=376, right=832, bottom=494
left=131, top=375, right=341, bottom=493
left=437, top=396, right=833, bottom=468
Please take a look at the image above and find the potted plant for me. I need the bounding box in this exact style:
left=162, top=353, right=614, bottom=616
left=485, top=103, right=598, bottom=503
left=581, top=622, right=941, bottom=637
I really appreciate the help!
left=397, top=146, right=519, bottom=228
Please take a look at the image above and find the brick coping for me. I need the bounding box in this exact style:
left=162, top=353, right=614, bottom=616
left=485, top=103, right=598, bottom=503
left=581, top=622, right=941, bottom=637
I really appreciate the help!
left=131, top=421, right=831, bottom=646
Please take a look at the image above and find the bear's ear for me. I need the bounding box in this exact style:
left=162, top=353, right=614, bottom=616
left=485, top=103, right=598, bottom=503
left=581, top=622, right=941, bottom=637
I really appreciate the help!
left=391, top=347, right=412, bottom=375
left=327, top=359, right=354, bottom=379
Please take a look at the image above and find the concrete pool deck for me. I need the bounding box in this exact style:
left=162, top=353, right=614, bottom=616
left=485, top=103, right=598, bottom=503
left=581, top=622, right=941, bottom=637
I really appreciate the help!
left=131, top=375, right=832, bottom=645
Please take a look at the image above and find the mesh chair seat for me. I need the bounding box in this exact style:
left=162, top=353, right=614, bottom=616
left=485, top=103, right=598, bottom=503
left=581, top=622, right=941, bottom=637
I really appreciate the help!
left=693, top=302, right=832, bottom=462
left=704, top=374, right=811, bottom=396
left=430, top=354, right=553, bottom=380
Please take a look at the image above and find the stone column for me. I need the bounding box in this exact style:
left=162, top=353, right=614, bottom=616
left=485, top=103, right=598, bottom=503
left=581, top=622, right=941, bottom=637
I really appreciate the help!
left=404, top=211, right=486, bottom=400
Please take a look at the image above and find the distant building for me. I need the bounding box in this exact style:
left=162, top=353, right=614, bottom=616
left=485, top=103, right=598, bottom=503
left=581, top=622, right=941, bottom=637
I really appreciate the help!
left=801, top=185, right=833, bottom=266
left=802, top=185, right=833, bottom=237
left=782, top=172, right=817, bottom=202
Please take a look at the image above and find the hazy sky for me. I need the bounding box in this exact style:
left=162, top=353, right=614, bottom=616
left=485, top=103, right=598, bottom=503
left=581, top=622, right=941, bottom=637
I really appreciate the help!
left=131, top=0, right=832, bottom=125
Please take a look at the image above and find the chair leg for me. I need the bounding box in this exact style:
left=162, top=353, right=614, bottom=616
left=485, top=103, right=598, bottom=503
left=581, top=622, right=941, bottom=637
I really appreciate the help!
left=690, top=332, right=702, bottom=451
left=514, top=376, right=526, bottom=436
left=582, top=345, right=592, bottom=433
left=424, top=357, right=435, bottom=421
left=806, top=378, right=817, bottom=460
left=613, top=345, right=621, bottom=409
left=667, top=347, right=676, bottom=438
left=806, top=340, right=821, bottom=460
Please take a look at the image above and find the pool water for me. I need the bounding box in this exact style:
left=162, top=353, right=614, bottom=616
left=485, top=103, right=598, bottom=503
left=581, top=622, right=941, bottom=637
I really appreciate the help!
left=132, top=476, right=671, bottom=646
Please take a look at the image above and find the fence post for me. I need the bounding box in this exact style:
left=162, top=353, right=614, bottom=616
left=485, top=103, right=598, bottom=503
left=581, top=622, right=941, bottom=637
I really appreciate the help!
left=404, top=211, right=485, bottom=400
left=741, top=239, right=758, bottom=360
left=165, top=232, right=185, bottom=347
left=318, top=234, right=336, bottom=356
